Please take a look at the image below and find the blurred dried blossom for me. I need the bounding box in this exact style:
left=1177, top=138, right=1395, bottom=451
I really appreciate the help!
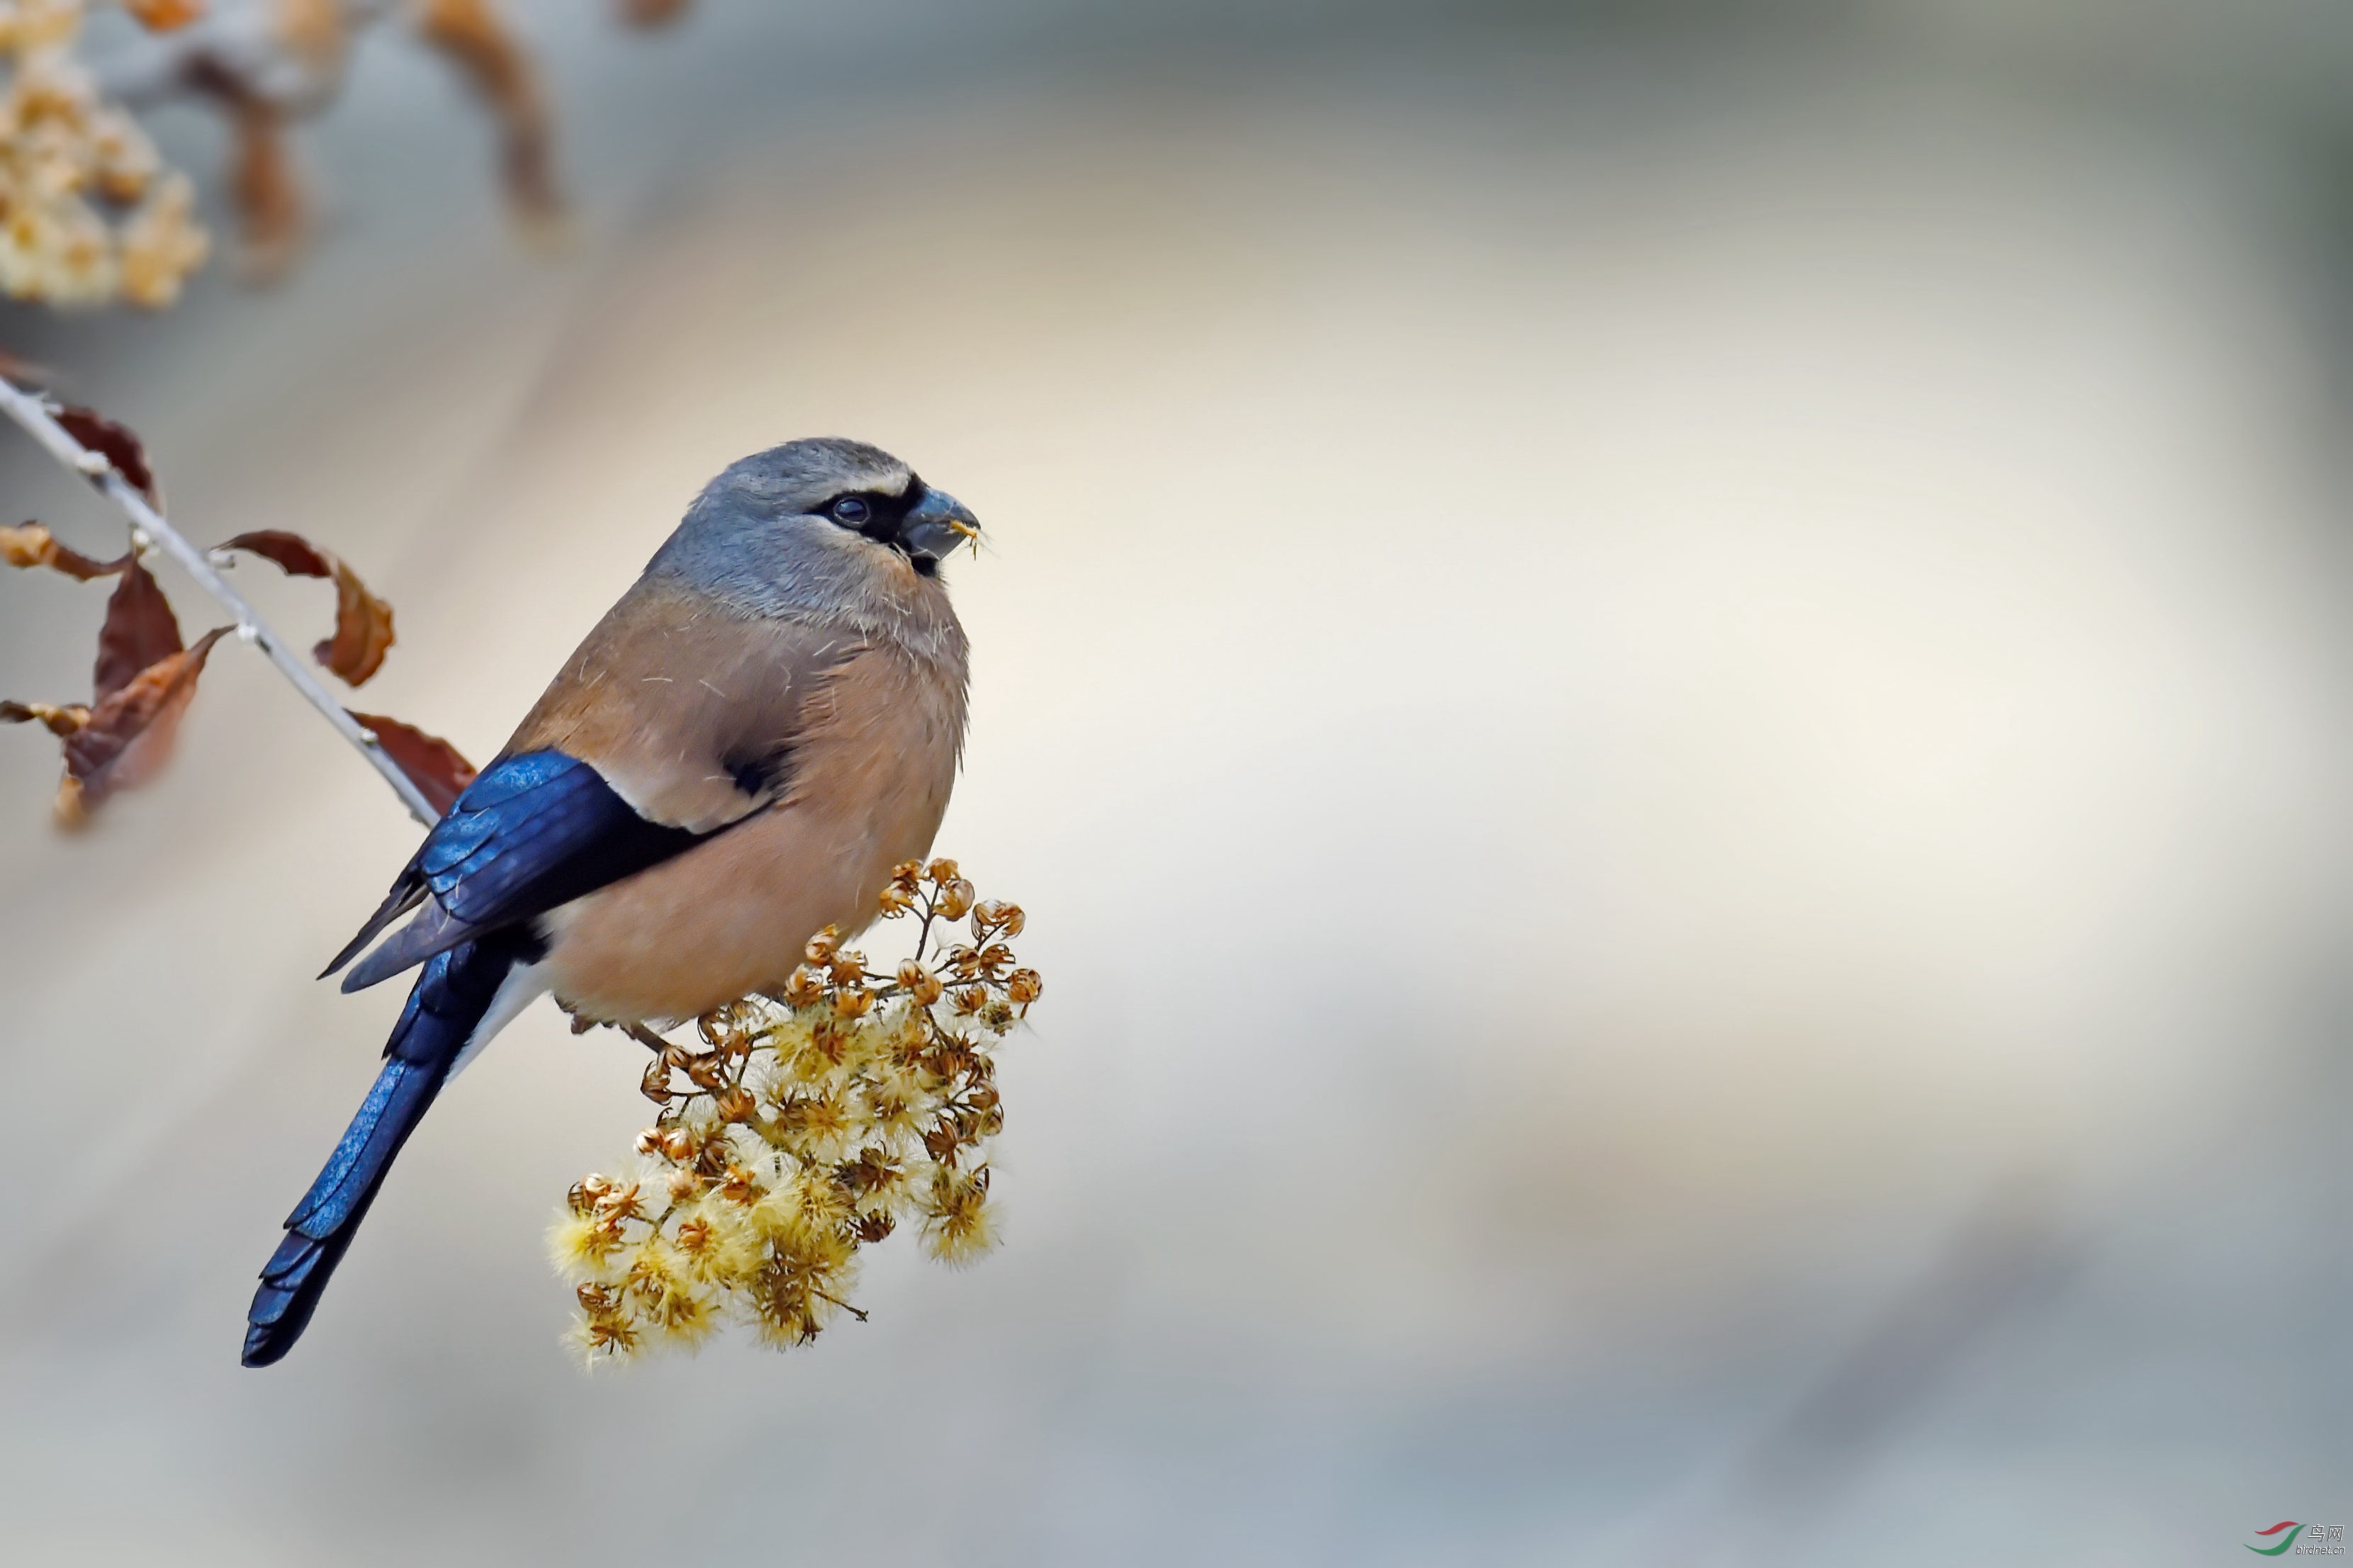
left=554, top=859, right=1042, bottom=1362
left=0, top=0, right=681, bottom=305
left=0, top=1, right=209, bottom=308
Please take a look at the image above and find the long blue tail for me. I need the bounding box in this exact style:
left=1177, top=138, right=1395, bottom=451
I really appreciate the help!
left=242, top=933, right=529, bottom=1367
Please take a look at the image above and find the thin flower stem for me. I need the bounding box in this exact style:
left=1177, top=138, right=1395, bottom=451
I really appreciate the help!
left=0, top=374, right=439, bottom=827
left=811, top=1289, right=868, bottom=1321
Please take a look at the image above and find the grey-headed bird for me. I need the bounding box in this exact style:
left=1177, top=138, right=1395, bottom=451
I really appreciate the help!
left=242, top=438, right=978, bottom=1367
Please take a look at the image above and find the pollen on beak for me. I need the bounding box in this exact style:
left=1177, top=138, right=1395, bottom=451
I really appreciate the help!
left=899, top=487, right=982, bottom=562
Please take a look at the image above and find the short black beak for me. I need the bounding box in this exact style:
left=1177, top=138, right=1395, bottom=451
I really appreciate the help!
left=899, top=487, right=981, bottom=563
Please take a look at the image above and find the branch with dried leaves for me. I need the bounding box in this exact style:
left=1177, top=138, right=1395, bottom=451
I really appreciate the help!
left=0, top=371, right=471, bottom=823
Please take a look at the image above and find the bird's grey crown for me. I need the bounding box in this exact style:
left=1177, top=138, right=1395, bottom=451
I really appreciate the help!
left=645, top=438, right=967, bottom=667
left=718, top=436, right=916, bottom=513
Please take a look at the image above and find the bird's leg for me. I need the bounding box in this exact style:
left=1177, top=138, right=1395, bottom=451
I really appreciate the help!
left=558, top=995, right=673, bottom=1054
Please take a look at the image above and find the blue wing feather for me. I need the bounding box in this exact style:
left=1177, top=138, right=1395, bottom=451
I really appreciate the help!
left=245, top=930, right=536, bottom=1366
left=325, top=750, right=710, bottom=991
left=254, top=752, right=724, bottom=1366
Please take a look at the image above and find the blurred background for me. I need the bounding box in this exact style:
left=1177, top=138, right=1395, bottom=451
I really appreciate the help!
left=1, top=1, right=2350, bottom=1562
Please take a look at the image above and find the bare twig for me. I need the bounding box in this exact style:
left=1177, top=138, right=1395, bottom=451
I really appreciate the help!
left=0, top=374, right=439, bottom=825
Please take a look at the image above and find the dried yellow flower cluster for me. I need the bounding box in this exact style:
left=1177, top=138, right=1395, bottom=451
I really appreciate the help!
left=551, top=859, right=1042, bottom=1362
left=0, top=1, right=208, bottom=308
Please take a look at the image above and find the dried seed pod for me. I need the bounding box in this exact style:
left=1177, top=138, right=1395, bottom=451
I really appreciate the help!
left=557, top=858, right=1043, bottom=1360
left=837, top=1149, right=899, bottom=1195
left=897, top=959, right=945, bottom=1005
left=972, top=900, right=1024, bottom=937
left=638, top=1061, right=674, bottom=1103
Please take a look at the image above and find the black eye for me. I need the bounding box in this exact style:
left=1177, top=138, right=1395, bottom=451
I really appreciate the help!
left=830, top=496, right=871, bottom=525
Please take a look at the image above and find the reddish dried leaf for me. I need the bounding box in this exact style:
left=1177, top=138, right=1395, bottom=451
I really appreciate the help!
left=124, top=0, right=206, bottom=30
left=216, top=530, right=397, bottom=686
left=619, top=0, right=692, bottom=26
left=0, top=521, right=128, bottom=581
left=55, top=406, right=160, bottom=507
left=415, top=0, right=562, bottom=230
left=94, top=560, right=184, bottom=702
left=0, top=701, right=92, bottom=738
left=349, top=711, right=477, bottom=817
left=56, top=628, right=231, bottom=825
left=216, top=528, right=331, bottom=579
left=315, top=564, right=395, bottom=685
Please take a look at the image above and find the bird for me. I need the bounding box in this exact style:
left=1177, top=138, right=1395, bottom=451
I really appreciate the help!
left=241, top=437, right=979, bottom=1367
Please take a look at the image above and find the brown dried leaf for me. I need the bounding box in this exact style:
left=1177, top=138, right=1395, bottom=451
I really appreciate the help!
left=55, top=407, right=161, bottom=507
left=229, top=104, right=303, bottom=280
left=415, top=0, right=562, bottom=232
left=180, top=57, right=306, bottom=279
left=0, top=351, right=52, bottom=388
left=619, top=0, right=692, bottom=26
left=216, top=530, right=397, bottom=686
left=0, top=521, right=128, bottom=581
left=124, top=0, right=208, bottom=29
left=56, top=628, right=231, bottom=825
left=216, top=528, right=330, bottom=579
left=314, top=564, right=395, bottom=684
left=94, top=560, right=184, bottom=702
left=347, top=711, right=476, bottom=817
left=0, top=701, right=92, bottom=738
